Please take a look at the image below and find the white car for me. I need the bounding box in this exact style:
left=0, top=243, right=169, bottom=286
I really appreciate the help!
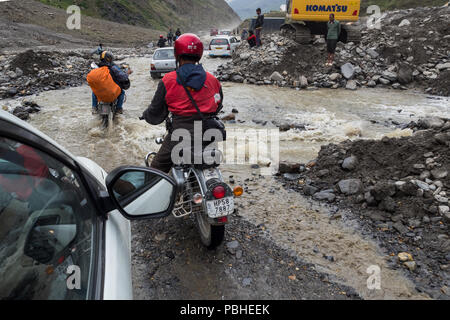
left=0, top=110, right=177, bottom=300
left=209, top=36, right=240, bottom=57
left=150, top=47, right=176, bottom=79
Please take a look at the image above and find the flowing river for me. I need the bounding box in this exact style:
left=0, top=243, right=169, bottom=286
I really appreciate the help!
left=3, top=54, right=449, bottom=299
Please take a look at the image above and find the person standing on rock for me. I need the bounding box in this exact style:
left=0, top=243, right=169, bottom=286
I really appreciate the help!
left=326, top=13, right=341, bottom=66
left=167, top=29, right=174, bottom=46
left=175, top=28, right=182, bottom=39
left=255, top=8, right=264, bottom=47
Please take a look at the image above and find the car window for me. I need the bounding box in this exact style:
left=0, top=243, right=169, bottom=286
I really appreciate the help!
left=211, top=39, right=228, bottom=46
left=153, top=50, right=175, bottom=60
left=0, top=137, right=97, bottom=300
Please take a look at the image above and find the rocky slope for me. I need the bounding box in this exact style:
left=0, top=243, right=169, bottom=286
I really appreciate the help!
left=217, top=5, right=450, bottom=96
left=278, top=117, right=450, bottom=299
left=0, top=0, right=162, bottom=49
left=39, top=0, right=241, bottom=32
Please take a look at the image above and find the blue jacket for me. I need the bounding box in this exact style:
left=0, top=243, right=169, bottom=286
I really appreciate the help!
left=99, top=62, right=130, bottom=90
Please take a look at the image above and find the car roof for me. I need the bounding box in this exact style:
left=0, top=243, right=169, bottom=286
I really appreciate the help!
left=155, top=47, right=174, bottom=50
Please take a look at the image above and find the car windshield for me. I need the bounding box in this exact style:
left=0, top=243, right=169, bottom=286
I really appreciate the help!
left=153, top=49, right=175, bottom=60
left=211, top=39, right=228, bottom=46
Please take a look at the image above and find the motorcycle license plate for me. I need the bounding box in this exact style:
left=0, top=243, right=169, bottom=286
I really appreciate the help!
left=207, top=197, right=234, bottom=218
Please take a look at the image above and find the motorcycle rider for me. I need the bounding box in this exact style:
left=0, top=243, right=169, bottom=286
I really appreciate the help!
left=141, top=33, right=224, bottom=173
left=157, top=35, right=167, bottom=48
left=92, top=51, right=132, bottom=115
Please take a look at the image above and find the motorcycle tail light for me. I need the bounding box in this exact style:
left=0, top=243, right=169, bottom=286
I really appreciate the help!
left=217, top=217, right=228, bottom=223
left=212, top=186, right=226, bottom=199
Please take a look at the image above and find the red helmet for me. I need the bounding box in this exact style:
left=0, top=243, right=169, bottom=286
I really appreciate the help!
left=160, top=35, right=163, bottom=38
left=174, top=33, right=203, bottom=61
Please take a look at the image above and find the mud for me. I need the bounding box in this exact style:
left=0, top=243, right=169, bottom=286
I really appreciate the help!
left=281, top=124, right=450, bottom=299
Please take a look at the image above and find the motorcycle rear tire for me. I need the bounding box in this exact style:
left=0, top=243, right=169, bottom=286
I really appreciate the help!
left=196, top=211, right=225, bottom=250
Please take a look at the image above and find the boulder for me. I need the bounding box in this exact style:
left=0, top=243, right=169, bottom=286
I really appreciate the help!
left=398, top=19, right=411, bottom=27
left=419, top=117, right=445, bottom=129
left=341, top=63, right=355, bottom=79
left=398, top=63, right=413, bottom=84
left=342, top=156, right=358, bottom=171
left=270, top=71, right=284, bottom=82
left=338, top=179, right=363, bottom=195
left=345, top=80, right=357, bottom=90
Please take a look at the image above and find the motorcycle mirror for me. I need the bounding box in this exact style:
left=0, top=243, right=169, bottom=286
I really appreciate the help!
left=91, top=62, right=99, bottom=69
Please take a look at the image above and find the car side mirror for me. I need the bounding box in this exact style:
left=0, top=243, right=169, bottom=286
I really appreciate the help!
left=106, top=167, right=177, bottom=220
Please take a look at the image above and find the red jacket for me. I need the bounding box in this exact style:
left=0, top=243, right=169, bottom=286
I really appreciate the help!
left=162, top=71, right=222, bottom=116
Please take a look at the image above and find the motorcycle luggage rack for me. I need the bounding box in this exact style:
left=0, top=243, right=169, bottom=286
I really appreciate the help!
left=172, top=171, right=203, bottom=219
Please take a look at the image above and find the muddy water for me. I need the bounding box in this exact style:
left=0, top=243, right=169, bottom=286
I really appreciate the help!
left=7, top=55, right=449, bottom=299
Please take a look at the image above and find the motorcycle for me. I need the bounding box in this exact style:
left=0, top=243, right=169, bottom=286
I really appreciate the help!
left=90, top=62, right=130, bottom=130
left=140, top=116, right=243, bottom=249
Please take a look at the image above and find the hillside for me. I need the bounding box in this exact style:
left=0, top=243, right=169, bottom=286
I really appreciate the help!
left=227, top=0, right=284, bottom=19
left=39, top=0, right=241, bottom=32
left=0, top=0, right=163, bottom=49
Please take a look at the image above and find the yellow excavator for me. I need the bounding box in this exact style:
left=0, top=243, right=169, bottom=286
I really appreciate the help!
left=281, top=0, right=362, bottom=44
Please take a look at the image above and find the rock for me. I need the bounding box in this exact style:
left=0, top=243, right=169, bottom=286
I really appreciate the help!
left=398, top=19, right=411, bottom=27
left=231, top=108, right=239, bottom=113
left=329, top=73, right=341, bottom=81
left=398, top=63, right=413, bottom=84
left=379, top=196, right=396, bottom=213
left=393, top=221, right=408, bottom=234
left=304, top=185, right=319, bottom=196
left=338, top=179, right=362, bottom=195
left=345, top=80, right=357, bottom=90
left=342, top=156, right=358, bottom=170
left=242, top=278, right=252, bottom=286
left=398, top=252, right=413, bottom=262
left=240, top=53, right=251, bottom=60
left=371, top=182, right=396, bottom=201
left=435, top=195, right=449, bottom=204
left=300, top=75, right=308, bottom=88
left=226, top=240, right=239, bottom=253
left=231, top=75, right=244, bottom=83
left=367, top=80, right=377, bottom=87
left=439, top=206, right=449, bottom=215
left=279, top=161, right=300, bottom=174
left=382, top=70, right=398, bottom=81
left=283, top=173, right=301, bottom=181
left=313, top=191, right=336, bottom=202
left=366, top=48, right=379, bottom=59
left=436, top=63, right=450, bottom=71
left=414, top=180, right=430, bottom=191
left=397, top=181, right=418, bottom=196
left=431, top=168, right=448, bottom=180
left=341, top=63, right=355, bottom=79
left=317, top=169, right=329, bottom=178
left=365, top=191, right=377, bottom=206
left=404, top=261, right=416, bottom=272
left=270, top=71, right=284, bottom=82
left=379, top=78, right=391, bottom=85
left=221, top=114, right=236, bottom=121
left=419, top=117, right=445, bottom=129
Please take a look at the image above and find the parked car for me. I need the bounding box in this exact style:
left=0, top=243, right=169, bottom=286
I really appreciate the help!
left=0, top=110, right=177, bottom=300
left=210, top=28, right=218, bottom=36
left=218, top=30, right=232, bottom=36
left=150, top=47, right=176, bottom=79
left=209, top=36, right=240, bottom=57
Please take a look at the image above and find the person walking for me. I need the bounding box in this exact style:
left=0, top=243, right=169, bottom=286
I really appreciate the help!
left=326, top=13, right=341, bottom=66
left=255, top=8, right=264, bottom=47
